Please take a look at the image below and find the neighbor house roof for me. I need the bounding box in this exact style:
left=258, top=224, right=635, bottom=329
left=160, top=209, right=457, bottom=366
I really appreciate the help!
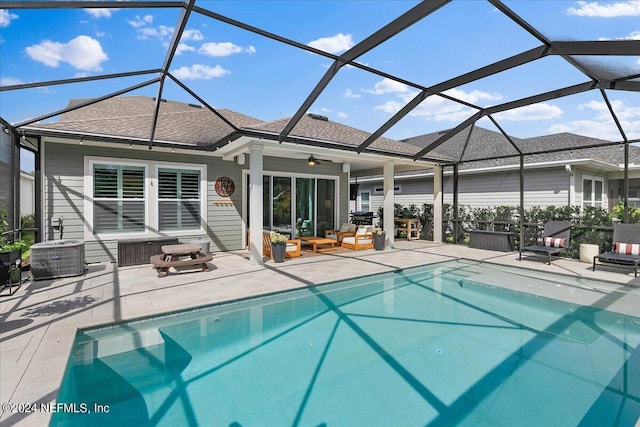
left=345, top=126, right=639, bottom=179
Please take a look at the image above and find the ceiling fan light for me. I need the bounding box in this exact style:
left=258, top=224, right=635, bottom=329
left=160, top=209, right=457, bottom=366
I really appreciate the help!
left=308, top=155, right=317, bottom=166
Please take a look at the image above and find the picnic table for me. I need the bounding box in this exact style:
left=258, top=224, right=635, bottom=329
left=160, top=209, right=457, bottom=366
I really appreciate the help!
left=150, top=244, right=213, bottom=277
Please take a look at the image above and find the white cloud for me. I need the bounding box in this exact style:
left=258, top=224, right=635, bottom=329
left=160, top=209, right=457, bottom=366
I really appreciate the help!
left=549, top=120, right=629, bottom=140
left=363, top=78, right=409, bottom=95
left=444, top=88, right=503, bottom=105
left=171, top=64, right=230, bottom=80
left=137, top=25, right=174, bottom=41
left=337, top=112, right=348, bottom=118
left=199, top=42, right=255, bottom=57
left=85, top=8, right=118, bottom=18
left=176, top=43, right=196, bottom=55
left=547, top=97, right=640, bottom=140
left=0, top=77, right=23, bottom=86
left=0, top=9, right=18, bottom=27
left=493, top=103, right=563, bottom=121
left=128, top=14, right=153, bottom=29
left=580, top=99, right=640, bottom=120
left=25, top=35, right=108, bottom=71
left=343, top=89, right=361, bottom=99
left=376, top=88, right=504, bottom=122
left=128, top=14, right=174, bottom=42
left=307, top=33, right=354, bottom=54
left=566, top=0, right=640, bottom=17
left=374, top=100, right=405, bottom=114
left=182, top=29, right=204, bottom=41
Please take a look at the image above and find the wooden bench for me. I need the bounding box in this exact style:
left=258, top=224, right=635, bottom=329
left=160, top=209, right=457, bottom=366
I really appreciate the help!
left=150, top=244, right=213, bottom=277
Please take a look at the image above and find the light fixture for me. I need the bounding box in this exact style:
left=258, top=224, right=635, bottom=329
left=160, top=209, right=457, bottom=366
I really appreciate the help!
left=308, top=155, right=318, bottom=167
left=80, top=136, right=84, bottom=145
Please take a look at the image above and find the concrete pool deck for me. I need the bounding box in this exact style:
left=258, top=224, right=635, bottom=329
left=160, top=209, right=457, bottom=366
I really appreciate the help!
left=2, top=241, right=639, bottom=426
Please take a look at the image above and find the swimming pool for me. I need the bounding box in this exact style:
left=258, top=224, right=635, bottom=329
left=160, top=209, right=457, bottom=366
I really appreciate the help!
left=52, top=260, right=640, bottom=426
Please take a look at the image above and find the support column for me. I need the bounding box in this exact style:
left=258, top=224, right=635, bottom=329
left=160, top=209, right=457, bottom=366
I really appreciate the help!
left=249, top=144, right=264, bottom=265
left=519, top=155, right=525, bottom=250
left=624, top=142, right=629, bottom=223
left=433, top=165, right=443, bottom=243
left=453, top=164, right=459, bottom=244
left=383, top=162, right=395, bottom=248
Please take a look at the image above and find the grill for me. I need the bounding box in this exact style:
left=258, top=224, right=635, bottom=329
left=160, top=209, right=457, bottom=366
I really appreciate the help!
left=350, top=211, right=374, bottom=226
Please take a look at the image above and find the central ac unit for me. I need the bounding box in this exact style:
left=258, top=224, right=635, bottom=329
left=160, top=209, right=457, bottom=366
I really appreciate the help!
left=31, top=240, right=85, bottom=280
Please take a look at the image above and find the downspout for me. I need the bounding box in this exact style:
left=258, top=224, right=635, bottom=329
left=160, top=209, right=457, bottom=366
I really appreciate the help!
left=565, top=164, right=575, bottom=206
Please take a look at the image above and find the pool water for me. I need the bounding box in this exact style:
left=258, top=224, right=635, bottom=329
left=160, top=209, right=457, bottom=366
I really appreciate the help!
left=53, top=260, right=640, bottom=426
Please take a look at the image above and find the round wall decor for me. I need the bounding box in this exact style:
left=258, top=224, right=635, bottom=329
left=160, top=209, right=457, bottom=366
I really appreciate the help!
left=214, top=177, right=235, bottom=197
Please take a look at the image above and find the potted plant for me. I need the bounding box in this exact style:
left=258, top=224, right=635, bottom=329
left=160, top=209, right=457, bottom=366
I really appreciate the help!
left=270, top=231, right=288, bottom=263
left=1, top=240, right=26, bottom=285
left=372, top=227, right=386, bottom=251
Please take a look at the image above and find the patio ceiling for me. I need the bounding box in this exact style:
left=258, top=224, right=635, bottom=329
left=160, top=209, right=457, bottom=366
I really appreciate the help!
left=1, top=0, right=639, bottom=167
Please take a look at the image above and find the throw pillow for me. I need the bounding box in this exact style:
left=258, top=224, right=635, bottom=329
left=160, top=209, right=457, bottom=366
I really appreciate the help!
left=543, top=237, right=566, bottom=248
left=339, top=224, right=351, bottom=233
left=615, top=242, right=640, bottom=255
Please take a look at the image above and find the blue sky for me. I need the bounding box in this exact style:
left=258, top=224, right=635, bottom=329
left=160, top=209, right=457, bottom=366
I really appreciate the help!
left=1, top=0, right=639, bottom=153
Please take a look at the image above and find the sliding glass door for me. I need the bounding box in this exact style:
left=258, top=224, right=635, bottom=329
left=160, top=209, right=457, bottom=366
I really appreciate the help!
left=296, top=178, right=315, bottom=237
left=247, top=173, right=337, bottom=238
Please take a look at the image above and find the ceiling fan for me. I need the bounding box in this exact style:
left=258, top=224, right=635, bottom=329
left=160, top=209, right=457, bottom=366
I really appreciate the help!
left=306, top=154, right=333, bottom=167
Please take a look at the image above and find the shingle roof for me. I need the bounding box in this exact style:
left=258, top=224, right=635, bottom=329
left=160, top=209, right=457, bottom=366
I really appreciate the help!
left=36, top=96, right=264, bottom=145
left=246, top=114, right=452, bottom=160
left=399, top=126, right=639, bottom=173
left=31, top=96, right=454, bottom=161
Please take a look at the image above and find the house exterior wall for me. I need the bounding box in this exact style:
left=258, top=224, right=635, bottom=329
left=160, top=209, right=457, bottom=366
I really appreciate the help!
left=44, top=141, right=347, bottom=263
left=355, top=167, right=572, bottom=216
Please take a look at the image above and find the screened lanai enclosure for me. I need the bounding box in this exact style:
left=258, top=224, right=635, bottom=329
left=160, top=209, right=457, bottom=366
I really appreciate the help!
left=0, top=0, right=639, bottom=257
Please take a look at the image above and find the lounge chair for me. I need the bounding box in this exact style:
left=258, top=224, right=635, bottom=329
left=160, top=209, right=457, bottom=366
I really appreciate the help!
left=342, top=226, right=374, bottom=250
left=325, top=223, right=356, bottom=245
left=262, top=231, right=301, bottom=259
left=518, top=220, right=571, bottom=265
left=593, top=223, right=640, bottom=277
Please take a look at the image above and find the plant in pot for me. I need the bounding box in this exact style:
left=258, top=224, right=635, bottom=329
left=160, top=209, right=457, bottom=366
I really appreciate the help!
left=0, top=240, right=26, bottom=285
left=270, top=231, right=288, bottom=263
left=372, top=227, right=386, bottom=251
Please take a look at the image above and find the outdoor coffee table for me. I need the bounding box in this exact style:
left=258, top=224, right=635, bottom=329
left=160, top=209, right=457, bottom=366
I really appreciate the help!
left=299, top=237, right=336, bottom=253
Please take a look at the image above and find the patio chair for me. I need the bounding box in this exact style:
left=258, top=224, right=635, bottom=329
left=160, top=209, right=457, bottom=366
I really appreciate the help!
left=342, top=226, right=374, bottom=251
left=593, top=223, right=640, bottom=277
left=518, top=220, right=571, bottom=265
left=325, top=223, right=357, bottom=245
left=262, top=231, right=301, bottom=259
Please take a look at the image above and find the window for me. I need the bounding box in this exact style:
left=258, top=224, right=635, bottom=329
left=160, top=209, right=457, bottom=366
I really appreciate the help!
left=158, top=168, right=201, bottom=231
left=583, top=177, right=603, bottom=208
left=360, top=191, right=370, bottom=212
left=87, top=158, right=206, bottom=238
left=93, top=164, right=145, bottom=233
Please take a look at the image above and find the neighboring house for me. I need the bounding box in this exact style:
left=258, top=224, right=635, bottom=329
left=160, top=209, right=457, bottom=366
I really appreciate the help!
left=352, top=126, right=639, bottom=214
left=19, top=171, right=35, bottom=217
left=25, top=96, right=436, bottom=264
